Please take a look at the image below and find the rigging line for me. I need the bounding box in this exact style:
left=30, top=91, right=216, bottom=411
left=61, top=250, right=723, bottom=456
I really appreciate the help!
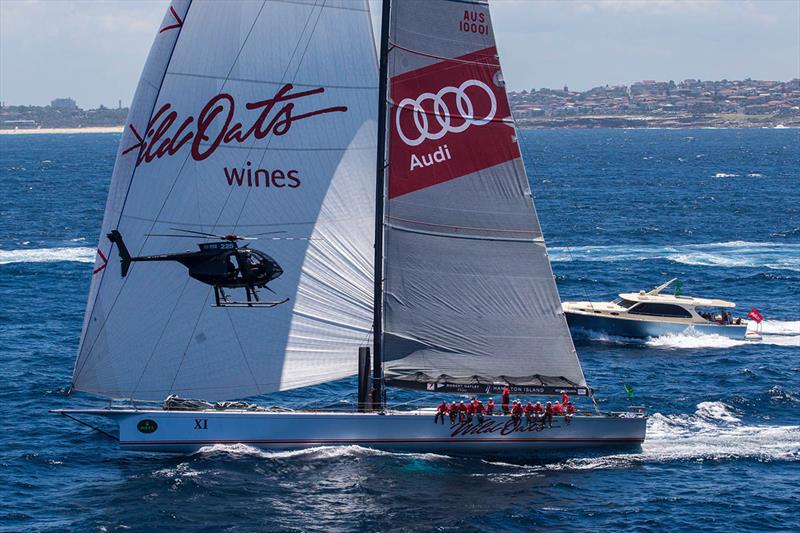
left=391, top=105, right=515, bottom=125
left=389, top=42, right=499, bottom=67
left=73, top=0, right=194, bottom=383
left=167, top=285, right=215, bottom=396
left=387, top=215, right=540, bottom=235
left=164, top=1, right=326, bottom=399
left=58, top=412, right=119, bottom=442
left=130, top=275, right=194, bottom=400
left=207, top=0, right=322, bottom=234
left=224, top=306, right=262, bottom=394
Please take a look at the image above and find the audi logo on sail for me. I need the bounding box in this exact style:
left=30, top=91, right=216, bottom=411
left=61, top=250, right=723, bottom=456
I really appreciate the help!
left=395, top=79, right=497, bottom=147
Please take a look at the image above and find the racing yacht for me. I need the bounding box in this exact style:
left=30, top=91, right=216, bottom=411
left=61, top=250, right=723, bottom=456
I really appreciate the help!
left=53, top=0, right=646, bottom=455
left=563, top=279, right=750, bottom=340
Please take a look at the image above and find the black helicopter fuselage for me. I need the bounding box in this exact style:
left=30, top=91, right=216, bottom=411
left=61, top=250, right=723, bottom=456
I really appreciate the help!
left=107, top=230, right=283, bottom=289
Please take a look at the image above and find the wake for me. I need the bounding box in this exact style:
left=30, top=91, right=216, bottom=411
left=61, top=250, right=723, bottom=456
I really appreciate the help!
left=573, top=320, right=800, bottom=348
left=177, top=404, right=798, bottom=474
left=548, top=241, right=800, bottom=272
left=481, top=402, right=799, bottom=473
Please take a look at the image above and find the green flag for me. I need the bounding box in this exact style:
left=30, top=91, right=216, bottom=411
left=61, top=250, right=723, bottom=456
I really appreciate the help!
left=624, top=384, right=634, bottom=399
left=674, top=279, right=682, bottom=296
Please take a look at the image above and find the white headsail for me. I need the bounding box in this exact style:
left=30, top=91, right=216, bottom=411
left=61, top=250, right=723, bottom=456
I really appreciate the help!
left=381, top=0, right=588, bottom=395
left=73, top=0, right=378, bottom=401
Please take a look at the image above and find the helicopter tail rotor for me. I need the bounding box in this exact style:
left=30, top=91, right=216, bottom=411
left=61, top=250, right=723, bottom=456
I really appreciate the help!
left=107, top=230, right=132, bottom=277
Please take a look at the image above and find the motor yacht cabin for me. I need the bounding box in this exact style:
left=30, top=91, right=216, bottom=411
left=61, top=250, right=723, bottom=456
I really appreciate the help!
left=562, top=279, right=750, bottom=340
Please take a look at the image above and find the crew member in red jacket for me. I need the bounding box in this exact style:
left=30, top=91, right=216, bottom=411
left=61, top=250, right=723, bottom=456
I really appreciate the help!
left=465, top=401, right=476, bottom=423
left=553, top=401, right=563, bottom=415
left=449, top=401, right=459, bottom=424
left=524, top=400, right=535, bottom=426
left=533, top=401, right=544, bottom=426
left=502, top=387, right=511, bottom=414
left=458, top=401, right=468, bottom=422
left=511, top=400, right=524, bottom=423
left=486, top=398, right=495, bottom=416
left=476, top=400, right=486, bottom=422
left=434, top=400, right=448, bottom=424
left=564, top=401, right=576, bottom=424
left=561, top=392, right=570, bottom=406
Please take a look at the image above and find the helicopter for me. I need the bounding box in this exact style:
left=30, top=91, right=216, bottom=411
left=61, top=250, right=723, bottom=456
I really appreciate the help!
left=106, top=228, right=290, bottom=307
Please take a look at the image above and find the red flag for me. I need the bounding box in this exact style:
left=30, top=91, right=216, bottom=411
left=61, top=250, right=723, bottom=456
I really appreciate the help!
left=747, top=308, right=764, bottom=323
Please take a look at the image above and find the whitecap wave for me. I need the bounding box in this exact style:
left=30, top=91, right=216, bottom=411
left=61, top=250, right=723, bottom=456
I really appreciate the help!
left=0, top=246, right=95, bottom=265
left=192, top=443, right=449, bottom=462
left=549, top=241, right=800, bottom=272
left=713, top=172, right=739, bottom=178
left=482, top=402, right=798, bottom=473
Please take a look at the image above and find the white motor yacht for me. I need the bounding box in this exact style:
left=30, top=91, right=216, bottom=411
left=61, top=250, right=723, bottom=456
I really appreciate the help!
left=563, top=279, right=750, bottom=340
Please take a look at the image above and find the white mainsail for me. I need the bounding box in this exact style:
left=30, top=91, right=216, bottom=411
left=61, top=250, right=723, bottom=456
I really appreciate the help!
left=381, top=0, right=587, bottom=394
left=72, top=0, right=378, bottom=401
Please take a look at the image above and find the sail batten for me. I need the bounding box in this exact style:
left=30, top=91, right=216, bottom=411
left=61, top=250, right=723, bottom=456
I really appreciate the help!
left=381, top=0, right=587, bottom=394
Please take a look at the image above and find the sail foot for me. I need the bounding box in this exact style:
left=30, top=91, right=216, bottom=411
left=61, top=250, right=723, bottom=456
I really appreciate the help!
left=385, top=371, right=591, bottom=397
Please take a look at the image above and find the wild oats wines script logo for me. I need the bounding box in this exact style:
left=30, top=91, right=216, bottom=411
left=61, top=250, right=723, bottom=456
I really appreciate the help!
left=123, top=84, right=347, bottom=189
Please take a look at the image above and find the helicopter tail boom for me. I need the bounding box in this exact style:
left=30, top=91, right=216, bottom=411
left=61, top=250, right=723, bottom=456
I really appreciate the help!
left=107, top=230, right=132, bottom=277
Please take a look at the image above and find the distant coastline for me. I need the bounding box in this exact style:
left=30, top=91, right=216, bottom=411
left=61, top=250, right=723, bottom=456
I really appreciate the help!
left=514, top=114, right=800, bottom=129
left=0, top=126, right=123, bottom=135
left=2, top=78, right=798, bottom=131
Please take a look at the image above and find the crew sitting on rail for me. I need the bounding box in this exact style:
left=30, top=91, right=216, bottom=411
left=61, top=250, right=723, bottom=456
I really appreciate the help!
left=466, top=400, right=476, bottom=422
left=564, top=401, right=576, bottom=424
left=449, top=401, right=459, bottom=424
left=486, top=398, right=495, bottom=416
left=475, top=399, right=486, bottom=422
left=524, top=400, right=535, bottom=426
left=553, top=401, right=563, bottom=416
left=458, top=401, right=468, bottom=422
left=434, top=400, right=449, bottom=424
left=511, top=400, right=524, bottom=423
left=543, top=401, right=554, bottom=427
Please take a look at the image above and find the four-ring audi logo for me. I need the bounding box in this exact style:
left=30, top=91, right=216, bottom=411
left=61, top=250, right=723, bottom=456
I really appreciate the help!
left=395, top=79, right=497, bottom=147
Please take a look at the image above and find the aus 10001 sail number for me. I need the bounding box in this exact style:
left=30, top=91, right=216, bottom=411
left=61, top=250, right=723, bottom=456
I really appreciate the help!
left=123, top=83, right=348, bottom=190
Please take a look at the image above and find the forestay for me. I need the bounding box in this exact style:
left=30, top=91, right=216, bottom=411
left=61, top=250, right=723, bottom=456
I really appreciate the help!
left=72, top=0, right=377, bottom=401
left=381, top=0, right=588, bottom=395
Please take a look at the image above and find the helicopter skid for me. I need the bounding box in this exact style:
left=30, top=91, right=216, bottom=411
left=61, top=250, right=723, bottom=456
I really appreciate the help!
left=213, top=298, right=289, bottom=308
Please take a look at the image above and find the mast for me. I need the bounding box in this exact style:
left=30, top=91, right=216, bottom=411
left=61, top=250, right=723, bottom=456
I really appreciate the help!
left=372, top=0, right=391, bottom=410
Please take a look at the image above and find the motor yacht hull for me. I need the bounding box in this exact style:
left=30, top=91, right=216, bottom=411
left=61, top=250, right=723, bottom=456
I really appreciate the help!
left=565, top=311, right=747, bottom=340
left=55, top=409, right=646, bottom=456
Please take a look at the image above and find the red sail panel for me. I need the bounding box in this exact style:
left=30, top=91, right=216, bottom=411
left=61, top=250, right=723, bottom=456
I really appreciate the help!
left=389, top=46, right=519, bottom=198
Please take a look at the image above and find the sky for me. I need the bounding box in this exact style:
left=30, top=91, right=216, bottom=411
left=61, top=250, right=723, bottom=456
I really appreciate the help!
left=1, top=0, right=798, bottom=108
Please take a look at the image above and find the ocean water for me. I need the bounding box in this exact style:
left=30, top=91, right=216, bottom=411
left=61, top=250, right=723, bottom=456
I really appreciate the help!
left=1, top=128, right=798, bottom=531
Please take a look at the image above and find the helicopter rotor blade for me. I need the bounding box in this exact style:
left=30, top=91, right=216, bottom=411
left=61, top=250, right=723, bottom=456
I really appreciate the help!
left=168, top=227, right=225, bottom=239
left=243, top=230, right=288, bottom=238
left=145, top=233, right=210, bottom=238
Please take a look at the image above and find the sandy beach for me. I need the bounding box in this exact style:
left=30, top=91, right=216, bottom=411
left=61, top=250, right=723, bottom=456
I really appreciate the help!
left=0, top=126, right=123, bottom=135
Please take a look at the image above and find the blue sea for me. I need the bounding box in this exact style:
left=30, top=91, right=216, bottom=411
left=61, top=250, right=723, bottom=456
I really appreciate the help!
left=1, top=129, right=798, bottom=532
